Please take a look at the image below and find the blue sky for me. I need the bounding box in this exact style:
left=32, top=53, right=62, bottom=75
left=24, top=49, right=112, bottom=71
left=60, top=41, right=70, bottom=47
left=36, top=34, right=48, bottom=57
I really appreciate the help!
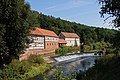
left=25, top=0, right=113, bottom=29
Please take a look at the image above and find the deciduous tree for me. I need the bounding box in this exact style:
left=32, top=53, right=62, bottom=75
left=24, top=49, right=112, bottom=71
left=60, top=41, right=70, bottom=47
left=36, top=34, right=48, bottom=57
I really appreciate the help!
left=0, top=0, right=31, bottom=67
left=99, top=0, right=120, bottom=27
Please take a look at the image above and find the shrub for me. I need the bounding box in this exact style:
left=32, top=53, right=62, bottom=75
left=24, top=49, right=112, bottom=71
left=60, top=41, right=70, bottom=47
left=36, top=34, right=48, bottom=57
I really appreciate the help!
left=28, top=55, right=45, bottom=64
left=24, top=64, right=51, bottom=79
left=0, top=60, right=30, bottom=80
left=84, top=45, right=91, bottom=52
left=55, top=48, right=63, bottom=55
left=0, top=56, right=51, bottom=80
left=55, top=46, right=80, bottom=55
left=55, top=46, right=68, bottom=55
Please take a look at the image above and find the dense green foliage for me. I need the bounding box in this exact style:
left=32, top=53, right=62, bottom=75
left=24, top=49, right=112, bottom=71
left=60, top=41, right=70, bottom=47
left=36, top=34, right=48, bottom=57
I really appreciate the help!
left=99, top=0, right=120, bottom=27
left=0, top=0, right=120, bottom=80
left=52, top=67, right=76, bottom=80
left=99, top=0, right=120, bottom=54
left=83, top=41, right=110, bottom=52
left=26, top=10, right=118, bottom=45
left=55, top=46, right=80, bottom=55
left=0, top=55, right=51, bottom=80
left=112, top=31, right=120, bottom=55
left=0, top=0, right=32, bottom=67
left=77, top=55, right=120, bottom=80
left=0, top=0, right=118, bottom=68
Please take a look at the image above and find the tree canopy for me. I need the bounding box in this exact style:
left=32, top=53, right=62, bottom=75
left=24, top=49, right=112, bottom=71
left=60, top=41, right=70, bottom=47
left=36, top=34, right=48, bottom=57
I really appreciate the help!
left=0, top=0, right=31, bottom=68
left=99, top=0, right=120, bottom=53
left=99, top=0, right=120, bottom=27
left=0, top=0, right=119, bottom=68
left=37, top=12, right=117, bottom=44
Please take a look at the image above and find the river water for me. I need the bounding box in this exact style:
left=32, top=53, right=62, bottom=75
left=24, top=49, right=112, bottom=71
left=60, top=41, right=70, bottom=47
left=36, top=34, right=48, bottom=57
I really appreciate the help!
left=47, top=53, right=100, bottom=78
left=32, top=53, right=100, bottom=80
left=53, top=56, right=98, bottom=74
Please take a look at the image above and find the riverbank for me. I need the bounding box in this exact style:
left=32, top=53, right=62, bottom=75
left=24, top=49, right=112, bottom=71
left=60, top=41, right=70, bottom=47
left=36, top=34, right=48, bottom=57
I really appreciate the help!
left=0, top=52, right=102, bottom=80
left=76, top=54, right=120, bottom=80
left=31, top=53, right=120, bottom=80
left=31, top=53, right=101, bottom=80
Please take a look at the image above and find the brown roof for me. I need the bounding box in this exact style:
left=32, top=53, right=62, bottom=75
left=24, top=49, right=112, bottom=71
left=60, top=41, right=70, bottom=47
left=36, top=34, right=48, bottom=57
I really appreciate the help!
left=31, top=27, right=58, bottom=37
left=61, top=32, right=79, bottom=38
left=58, top=39, right=67, bottom=43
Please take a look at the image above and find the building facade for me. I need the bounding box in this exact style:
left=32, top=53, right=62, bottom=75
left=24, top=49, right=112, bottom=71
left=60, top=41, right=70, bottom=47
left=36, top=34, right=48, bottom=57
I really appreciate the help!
left=29, top=28, right=59, bottom=50
left=59, top=32, right=80, bottom=46
left=29, top=35, right=44, bottom=49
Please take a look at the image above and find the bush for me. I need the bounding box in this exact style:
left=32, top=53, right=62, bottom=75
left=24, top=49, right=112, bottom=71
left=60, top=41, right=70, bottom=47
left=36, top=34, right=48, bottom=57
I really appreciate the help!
left=28, top=55, right=45, bottom=64
left=55, top=48, right=63, bottom=55
left=55, top=46, right=80, bottom=55
left=24, top=64, right=51, bottom=79
left=55, top=46, right=68, bottom=55
left=82, top=41, right=111, bottom=52
left=0, top=60, right=30, bottom=80
left=52, top=67, right=76, bottom=80
left=0, top=56, right=51, bottom=80
left=84, top=45, right=91, bottom=52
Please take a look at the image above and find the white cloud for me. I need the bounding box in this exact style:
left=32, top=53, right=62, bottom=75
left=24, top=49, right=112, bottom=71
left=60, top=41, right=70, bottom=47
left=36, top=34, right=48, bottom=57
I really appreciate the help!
left=44, top=6, right=57, bottom=10
left=42, top=0, right=93, bottom=12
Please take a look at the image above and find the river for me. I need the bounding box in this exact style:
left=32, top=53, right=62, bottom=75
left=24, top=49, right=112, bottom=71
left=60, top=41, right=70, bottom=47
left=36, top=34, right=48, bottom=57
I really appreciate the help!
left=32, top=53, right=101, bottom=80
left=53, top=56, right=98, bottom=74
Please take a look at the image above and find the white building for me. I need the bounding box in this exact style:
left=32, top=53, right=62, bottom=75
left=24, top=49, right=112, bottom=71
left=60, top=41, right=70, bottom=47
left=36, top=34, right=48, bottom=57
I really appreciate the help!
left=29, top=28, right=59, bottom=50
left=59, top=32, right=80, bottom=46
left=29, top=35, right=44, bottom=49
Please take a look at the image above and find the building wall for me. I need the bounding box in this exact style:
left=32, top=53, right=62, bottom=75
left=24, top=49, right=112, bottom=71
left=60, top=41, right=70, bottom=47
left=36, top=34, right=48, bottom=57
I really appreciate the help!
left=45, top=36, right=58, bottom=42
left=28, top=36, right=58, bottom=50
left=45, top=36, right=58, bottom=50
left=59, top=33, right=80, bottom=46
left=45, top=41, right=58, bottom=50
left=29, top=36, right=44, bottom=49
left=65, top=38, right=80, bottom=46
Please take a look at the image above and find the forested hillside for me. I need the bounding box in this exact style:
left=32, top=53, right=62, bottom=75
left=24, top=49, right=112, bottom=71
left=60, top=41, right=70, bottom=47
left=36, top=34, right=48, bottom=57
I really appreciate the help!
left=29, top=10, right=118, bottom=45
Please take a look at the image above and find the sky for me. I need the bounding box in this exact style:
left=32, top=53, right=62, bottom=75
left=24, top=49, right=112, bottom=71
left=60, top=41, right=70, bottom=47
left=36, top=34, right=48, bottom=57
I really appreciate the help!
left=25, top=0, right=114, bottom=29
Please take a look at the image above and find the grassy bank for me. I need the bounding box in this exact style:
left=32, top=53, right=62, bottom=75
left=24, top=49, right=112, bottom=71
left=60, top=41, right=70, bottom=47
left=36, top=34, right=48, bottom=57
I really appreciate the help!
left=0, top=55, right=51, bottom=80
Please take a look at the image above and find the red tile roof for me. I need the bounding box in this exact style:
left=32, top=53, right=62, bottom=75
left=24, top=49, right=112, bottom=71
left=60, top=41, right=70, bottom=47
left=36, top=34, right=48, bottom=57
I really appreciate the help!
left=31, top=27, right=58, bottom=37
left=58, top=39, right=67, bottom=43
left=61, top=32, right=79, bottom=38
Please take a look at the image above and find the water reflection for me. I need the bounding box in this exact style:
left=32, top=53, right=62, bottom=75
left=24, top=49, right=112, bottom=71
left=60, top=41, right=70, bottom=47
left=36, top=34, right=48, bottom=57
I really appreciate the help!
left=32, top=55, right=100, bottom=80
left=55, top=56, right=98, bottom=75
